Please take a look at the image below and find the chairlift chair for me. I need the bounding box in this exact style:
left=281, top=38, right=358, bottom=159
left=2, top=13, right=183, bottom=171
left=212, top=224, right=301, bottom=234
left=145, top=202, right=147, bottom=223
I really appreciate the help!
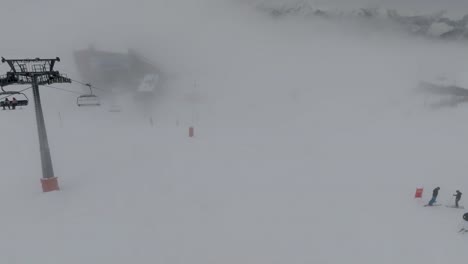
left=109, top=104, right=122, bottom=112
left=0, top=90, right=29, bottom=109
left=77, top=83, right=100, bottom=107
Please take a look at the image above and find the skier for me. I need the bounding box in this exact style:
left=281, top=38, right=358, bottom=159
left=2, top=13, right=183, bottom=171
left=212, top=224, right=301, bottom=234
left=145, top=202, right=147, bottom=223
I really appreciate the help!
left=427, top=187, right=440, bottom=206
left=458, top=212, right=468, bottom=233
left=454, top=190, right=462, bottom=208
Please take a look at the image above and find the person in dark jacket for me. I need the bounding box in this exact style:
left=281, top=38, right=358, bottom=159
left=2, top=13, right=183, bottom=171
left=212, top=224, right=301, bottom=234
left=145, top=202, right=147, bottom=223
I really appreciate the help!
left=428, top=187, right=440, bottom=206
left=459, top=212, right=468, bottom=233
left=2, top=98, right=10, bottom=110
left=454, top=190, right=462, bottom=208
left=11, top=97, right=17, bottom=110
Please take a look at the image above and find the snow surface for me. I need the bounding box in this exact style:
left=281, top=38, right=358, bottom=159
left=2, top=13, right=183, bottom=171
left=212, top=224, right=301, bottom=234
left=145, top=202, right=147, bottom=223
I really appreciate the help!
left=1, top=0, right=468, bottom=263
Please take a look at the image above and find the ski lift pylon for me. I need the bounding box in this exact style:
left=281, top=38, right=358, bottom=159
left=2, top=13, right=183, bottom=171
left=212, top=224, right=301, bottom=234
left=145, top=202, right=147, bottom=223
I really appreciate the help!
left=77, top=83, right=100, bottom=107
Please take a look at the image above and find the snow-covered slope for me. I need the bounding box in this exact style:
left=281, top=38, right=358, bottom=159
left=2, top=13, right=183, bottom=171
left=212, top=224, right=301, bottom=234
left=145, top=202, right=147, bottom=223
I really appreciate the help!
left=1, top=1, right=468, bottom=263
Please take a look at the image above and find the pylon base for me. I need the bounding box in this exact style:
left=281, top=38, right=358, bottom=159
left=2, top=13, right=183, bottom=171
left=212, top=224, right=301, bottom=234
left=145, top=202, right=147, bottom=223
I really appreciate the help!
left=41, top=177, right=60, bottom=192
left=189, top=126, right=194, bottom=137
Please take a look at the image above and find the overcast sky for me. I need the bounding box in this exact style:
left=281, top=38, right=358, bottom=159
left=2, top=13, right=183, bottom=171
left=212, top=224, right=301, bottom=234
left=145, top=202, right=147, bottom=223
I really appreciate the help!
left=0, top=0, right=466, bottom=74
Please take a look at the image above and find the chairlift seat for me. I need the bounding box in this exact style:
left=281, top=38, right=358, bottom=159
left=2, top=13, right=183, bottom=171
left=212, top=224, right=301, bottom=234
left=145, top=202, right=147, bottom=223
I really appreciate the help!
left=109, top=104, right=122, bottom=112
left=1, top=100, right=28, bottom=107
left=0, top=91, right=29, bottom=108
left=77, top=94, right=100, bottom=107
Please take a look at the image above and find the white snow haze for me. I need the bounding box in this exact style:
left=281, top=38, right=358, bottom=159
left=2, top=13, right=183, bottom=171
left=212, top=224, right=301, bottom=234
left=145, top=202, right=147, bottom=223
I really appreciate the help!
left=1, top=0, right=468, bottom=263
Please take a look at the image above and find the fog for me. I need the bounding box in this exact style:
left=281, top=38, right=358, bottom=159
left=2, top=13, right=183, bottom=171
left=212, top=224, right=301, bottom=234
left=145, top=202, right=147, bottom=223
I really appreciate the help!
left=250, top=0, right=468, bottom=17
left=2, top=0, right=468, bottom=70
left=1, top=0, right=468, bottom=263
